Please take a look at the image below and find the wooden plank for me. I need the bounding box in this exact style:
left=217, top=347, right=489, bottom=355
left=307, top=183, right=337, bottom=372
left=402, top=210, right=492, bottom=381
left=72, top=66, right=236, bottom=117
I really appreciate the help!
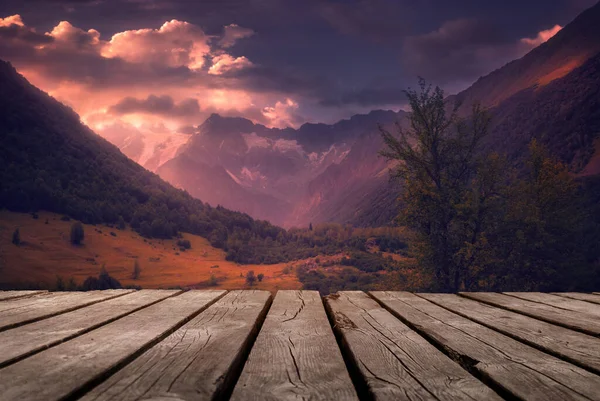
left=461, top=292, right=600, bottom=336
left=0, top=289, right=180, bottom=367
left=325, top=291, right=502, bottom=401
left=81, top=290, right=271, bottom=401
left=419, top=293, right=600, bottom=375
left=0, top=290, right=226, bottom=401
left=0, top=290, right=47, bottom=302
left=371, top=291, right=600, bottom=401
left=552, top=293, right=600, bottom=305
left=0, top=290, right=133, bottom=331
left=231, top=290, right=358, bottom=401
left=504, top=292, right=600, bottom=317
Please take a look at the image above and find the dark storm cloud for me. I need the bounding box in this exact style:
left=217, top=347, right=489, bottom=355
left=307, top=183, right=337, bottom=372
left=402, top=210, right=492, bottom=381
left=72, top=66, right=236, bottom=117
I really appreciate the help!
left=109, top=95, right=200, bottom=117
left=316, top=0, right=414, bottom=41
left=402, top=18, right=527, bottom=85
left=0, top=0, right=597, bottom=117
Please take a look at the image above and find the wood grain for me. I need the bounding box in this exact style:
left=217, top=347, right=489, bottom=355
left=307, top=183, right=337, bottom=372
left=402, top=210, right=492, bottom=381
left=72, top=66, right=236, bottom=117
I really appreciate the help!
left=371, top=291, right=600, bottom=401
left=0, top=290, right=133, bottom=331
left=0, top=290, right=47, bottom=302
left=80, top=290, right=271, bottom=401
left=325, top=291, right=501, bottom=401
left=419, top=293, right=600, bottom=374
left=461, top=292, right=600, bottom=336
left=0, top=289, right=180, bottom=367
left=0, top=290, right=226, bottom=401
left=504, top=292, right=600, bottom=317
left=552, top=293, right=600, bottom=305
left=231, top=290, right=358, bottom=401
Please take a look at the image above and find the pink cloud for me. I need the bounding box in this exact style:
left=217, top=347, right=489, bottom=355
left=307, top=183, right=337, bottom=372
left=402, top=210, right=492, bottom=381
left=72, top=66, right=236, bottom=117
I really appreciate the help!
left=208, top=54, right=254, bottom=75
left=103, top=20, right=210, bottom=69
left=219, top=24, right=254, bottom=48
left=521, top=24, right=562, bottom=47
left=0, top=15, right=24, bottom=27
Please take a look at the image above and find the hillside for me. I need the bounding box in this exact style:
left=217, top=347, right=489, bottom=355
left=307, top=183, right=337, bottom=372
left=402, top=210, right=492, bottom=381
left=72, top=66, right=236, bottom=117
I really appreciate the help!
left=453, top=1, right=600, bottom=110
left=0, top=58, right=355, bottom=264
left=0, top=211, right=299, bottom=291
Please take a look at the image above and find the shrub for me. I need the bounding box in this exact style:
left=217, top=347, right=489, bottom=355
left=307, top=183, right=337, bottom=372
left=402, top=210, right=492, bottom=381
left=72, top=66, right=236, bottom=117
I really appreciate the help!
left=132, top=260, right=141, bottom=280
left=257, top=273, right=264, bottom=282
left=208, top=274, right=218, bottom=286
left=245, top=270, right=256, bottom=286
left=12, top=228, right=20, bottom=246
left=177, top=239, right=191, bottom=249
left=70, top=222, right=85, bottom=245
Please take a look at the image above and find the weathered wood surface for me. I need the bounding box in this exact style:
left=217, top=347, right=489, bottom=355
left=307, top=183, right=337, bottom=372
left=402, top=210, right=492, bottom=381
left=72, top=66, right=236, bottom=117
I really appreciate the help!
left=0, top=290, right=132, bottom=331
left=325, top=291, right=502, bottom=401
left=419, top=293, right=600, bottom=374
left=81, top=290, right=271, bottom=401
left=371, top=291, right=600, bottom=401
left=0, top=290, right=225, bottom=401
left=231, top=290, right=358, bottom=401
left=0, top=289, right=179, bottom=367
left=461, top=292, right=600, bottom=336
left=504, top=292, right=600, bottom=317
left=553, top=292, right=600, bottom=305
left=2, top=290, right=600, bottom=401
left=0, top=290, right=47, bottom=301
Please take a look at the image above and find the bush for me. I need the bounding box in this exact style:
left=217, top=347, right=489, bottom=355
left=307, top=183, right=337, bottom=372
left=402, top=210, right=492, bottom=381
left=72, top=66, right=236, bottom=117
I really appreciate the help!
left=246, top=270, right=256, bottom=286
left=208, top=274, right=218, bottom=286
left=132, top=260, right=141, bottom=280
left=257, top=273, right=264, bottom=282
left=81, top=266, right=122, bottom=290
left=177, top=239, right=191, bottom=249
left=70, top=222, right=85, bottom=245
left=12, top=228, right=20, bottom=246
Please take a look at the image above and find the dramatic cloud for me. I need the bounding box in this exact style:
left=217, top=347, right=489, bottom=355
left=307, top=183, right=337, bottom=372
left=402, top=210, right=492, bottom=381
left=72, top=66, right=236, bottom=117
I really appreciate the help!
left=262, top=98, right=305, bottom=128
left=103, top=20, right=210, bottom=69
left=208, top=54, right=254, bottom=75
left=0, top=13, right=313, bottom=143
left=317, top=0, right=412, bottom=41
left=402, top=19, right=565, bottom=88
left=521, top=24, right=562, bottom=46
left=109, top=95, right=200, bottom=117
left=219, top=24, right=254, bottom=48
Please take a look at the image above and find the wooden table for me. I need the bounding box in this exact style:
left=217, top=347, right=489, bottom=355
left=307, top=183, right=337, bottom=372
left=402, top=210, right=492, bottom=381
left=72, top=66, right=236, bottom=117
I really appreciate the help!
left=0, top=289, right=599, bottom=400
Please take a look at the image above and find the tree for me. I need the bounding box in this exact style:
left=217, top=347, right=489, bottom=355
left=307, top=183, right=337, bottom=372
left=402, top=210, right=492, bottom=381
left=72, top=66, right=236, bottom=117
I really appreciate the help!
left=497, top=140, right=585, bottom=291
left=257, top=273, right=264, bottom=282
left=245, top=270, right=256, bottom=286
left=117, top=216, right=126, bottom=230
left=309, top=222, right=313, bottom=231
left=380, top=79, right=501, bottom=292
left=12, top=228, right=20, bottom=246
left=70, top=222, right=85, bottom=245
left=132, top=259, right=141, bottom=280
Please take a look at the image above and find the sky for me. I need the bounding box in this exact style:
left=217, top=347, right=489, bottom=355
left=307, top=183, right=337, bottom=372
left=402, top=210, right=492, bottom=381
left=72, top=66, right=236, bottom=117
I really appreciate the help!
left=0, top=0, right=597, bottom=141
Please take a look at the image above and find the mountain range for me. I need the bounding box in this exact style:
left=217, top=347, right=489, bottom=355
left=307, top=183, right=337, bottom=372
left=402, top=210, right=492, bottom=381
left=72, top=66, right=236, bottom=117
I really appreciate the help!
left=100, top=1, right=600, bottom=228
left=1, top=1, right=599, bottom=234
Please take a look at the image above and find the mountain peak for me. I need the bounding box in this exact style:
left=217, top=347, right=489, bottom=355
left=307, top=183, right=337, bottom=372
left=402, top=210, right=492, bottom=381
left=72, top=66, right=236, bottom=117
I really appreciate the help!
left=454, top=1, right=600, bottom=110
